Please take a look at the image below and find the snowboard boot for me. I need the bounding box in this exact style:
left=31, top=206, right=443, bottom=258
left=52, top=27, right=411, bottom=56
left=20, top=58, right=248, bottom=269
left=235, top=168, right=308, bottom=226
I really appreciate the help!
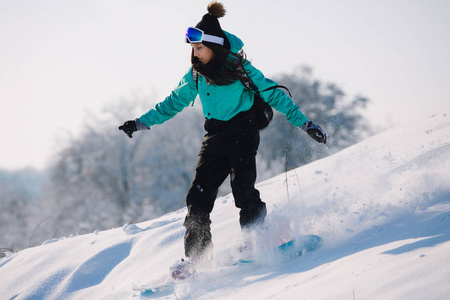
left=170, top=258, right=196, bottom=280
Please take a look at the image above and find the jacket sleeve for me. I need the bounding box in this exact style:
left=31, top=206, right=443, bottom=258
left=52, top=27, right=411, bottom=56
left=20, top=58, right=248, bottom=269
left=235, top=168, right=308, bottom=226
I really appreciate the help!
left=243, top=62, right=308, bottom=128
left=139, top=68, right=198, bottom=127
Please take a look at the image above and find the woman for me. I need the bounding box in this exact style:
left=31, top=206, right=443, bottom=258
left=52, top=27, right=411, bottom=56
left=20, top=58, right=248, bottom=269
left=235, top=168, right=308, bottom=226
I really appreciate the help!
left=119, top=1, right=326, bottom=273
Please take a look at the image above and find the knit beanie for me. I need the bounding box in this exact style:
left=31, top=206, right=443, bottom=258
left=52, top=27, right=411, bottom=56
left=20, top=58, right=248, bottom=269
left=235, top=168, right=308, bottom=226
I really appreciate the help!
left=194, top=2, right=230, bottom=50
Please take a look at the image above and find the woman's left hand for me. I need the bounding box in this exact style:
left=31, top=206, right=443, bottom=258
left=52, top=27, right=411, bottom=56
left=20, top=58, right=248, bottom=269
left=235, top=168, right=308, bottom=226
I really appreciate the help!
left=300, top=121, right=327, bottom=144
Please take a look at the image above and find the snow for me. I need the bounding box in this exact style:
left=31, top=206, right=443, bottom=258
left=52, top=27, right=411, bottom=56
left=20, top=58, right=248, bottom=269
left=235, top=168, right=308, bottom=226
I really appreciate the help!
left=1, top=107, right=450, bottom=300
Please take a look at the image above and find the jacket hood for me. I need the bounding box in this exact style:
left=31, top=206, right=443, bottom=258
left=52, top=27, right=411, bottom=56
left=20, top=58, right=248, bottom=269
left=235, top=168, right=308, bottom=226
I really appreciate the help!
left=224, top=31, right=244, bottom=53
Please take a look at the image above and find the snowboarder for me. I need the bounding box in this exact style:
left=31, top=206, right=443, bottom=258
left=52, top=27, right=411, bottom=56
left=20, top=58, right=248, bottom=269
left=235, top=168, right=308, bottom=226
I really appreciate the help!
left=119, top=1, right=326, bottom=274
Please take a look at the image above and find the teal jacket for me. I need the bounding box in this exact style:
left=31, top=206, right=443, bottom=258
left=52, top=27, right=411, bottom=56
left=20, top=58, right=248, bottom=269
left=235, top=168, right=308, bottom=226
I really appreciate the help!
left=139, top=31, right=308, bottom=128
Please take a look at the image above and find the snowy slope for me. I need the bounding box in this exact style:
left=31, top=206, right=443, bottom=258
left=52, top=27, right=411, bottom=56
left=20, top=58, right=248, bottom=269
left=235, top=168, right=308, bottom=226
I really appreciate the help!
left=1, top=107, right=450, bottom=300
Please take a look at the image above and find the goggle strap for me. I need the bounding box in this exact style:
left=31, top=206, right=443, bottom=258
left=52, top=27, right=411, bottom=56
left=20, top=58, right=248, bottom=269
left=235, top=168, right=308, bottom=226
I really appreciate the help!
left=202, top=34, right=224, bottom=46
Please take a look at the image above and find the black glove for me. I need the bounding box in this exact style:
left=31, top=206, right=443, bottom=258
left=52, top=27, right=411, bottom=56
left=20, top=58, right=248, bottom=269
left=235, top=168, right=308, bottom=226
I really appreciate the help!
left=301, top=121, right=327, bottom=144
left=119, top=119, right=149, bottom=138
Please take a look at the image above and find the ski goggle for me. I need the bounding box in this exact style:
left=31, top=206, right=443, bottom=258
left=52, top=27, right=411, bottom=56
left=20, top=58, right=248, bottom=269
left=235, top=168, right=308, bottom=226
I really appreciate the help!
left=185, top=27, right=224, bottom=46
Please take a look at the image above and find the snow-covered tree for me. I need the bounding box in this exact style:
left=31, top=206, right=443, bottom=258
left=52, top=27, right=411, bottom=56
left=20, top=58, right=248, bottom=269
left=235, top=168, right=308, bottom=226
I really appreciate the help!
left=258, top=66, right=373, bottom=176
left=41, top=94, right=204, bottom=236
left=0, top=168, right=46, bottom=250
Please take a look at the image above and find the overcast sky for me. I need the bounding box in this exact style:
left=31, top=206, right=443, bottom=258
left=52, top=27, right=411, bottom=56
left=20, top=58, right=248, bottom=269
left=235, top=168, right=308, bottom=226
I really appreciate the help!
left=1, top=0, right=449, bottom=171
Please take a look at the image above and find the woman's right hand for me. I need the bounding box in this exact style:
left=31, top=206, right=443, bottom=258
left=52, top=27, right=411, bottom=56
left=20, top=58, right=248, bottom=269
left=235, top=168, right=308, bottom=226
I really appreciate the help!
left=119, top=119, right=150, bottom=138
left=119, top=120, right=137, bottom=138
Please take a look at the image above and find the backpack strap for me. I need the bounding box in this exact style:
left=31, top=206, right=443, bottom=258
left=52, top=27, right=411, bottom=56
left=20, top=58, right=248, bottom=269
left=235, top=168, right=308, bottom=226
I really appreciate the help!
left=192, top=68, right=199, bottom=90
left=191, top=68, right=199, bottom=106
left=235, top=63, right=292, bottom=97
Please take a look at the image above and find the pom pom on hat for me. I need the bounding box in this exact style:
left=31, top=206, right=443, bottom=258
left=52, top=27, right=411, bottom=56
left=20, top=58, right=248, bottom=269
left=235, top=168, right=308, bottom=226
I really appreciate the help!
left=207, top=1, right=226, bottom=18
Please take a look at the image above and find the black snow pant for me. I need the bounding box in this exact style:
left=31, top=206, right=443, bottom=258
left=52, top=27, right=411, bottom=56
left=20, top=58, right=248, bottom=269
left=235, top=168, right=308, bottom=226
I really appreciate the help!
left=183, top=108, right=267, bottom=258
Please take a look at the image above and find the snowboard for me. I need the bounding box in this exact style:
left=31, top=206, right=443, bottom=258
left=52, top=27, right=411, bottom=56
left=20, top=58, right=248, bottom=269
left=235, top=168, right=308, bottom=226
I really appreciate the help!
left=234, top=234, right=322, bottom=265
left=133, top=281, right=175, bottom=297
left=132, top=235, right=322, bottom=298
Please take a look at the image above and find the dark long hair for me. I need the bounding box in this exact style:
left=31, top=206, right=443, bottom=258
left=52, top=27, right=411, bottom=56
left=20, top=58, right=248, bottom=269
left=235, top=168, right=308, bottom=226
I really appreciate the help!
left=191, top=42, right=250, bottom=86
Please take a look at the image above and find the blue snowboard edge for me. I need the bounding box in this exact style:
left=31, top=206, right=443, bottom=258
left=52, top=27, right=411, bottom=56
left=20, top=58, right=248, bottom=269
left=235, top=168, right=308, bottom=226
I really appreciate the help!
left=134, top=282, right=175, bottom=297
left=279, top=234, right=323, bottom=254
left=234, top=234, right=323, bottom=265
